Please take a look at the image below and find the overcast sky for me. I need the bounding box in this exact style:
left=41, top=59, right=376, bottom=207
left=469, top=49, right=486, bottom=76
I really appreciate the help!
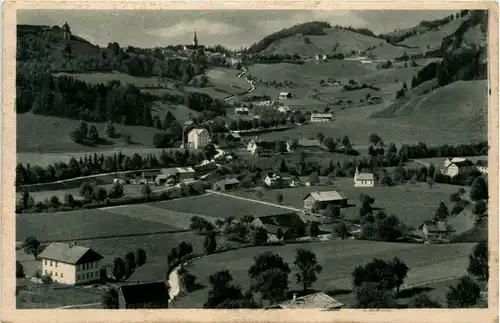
left=18, top=10, right=457, bottom=49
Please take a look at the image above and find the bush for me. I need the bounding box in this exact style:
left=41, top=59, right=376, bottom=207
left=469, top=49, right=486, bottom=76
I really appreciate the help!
left=446, top=276, right=481, bottom=308
left=16, top=261, right=25, bottom=278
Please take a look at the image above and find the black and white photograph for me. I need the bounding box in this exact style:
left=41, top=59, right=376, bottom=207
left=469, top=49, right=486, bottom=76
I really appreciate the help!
left=6, top=4, right=497, bottom=317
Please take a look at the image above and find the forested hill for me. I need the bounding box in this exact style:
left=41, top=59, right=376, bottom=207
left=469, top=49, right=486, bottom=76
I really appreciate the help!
left=16, top=24, right=205, bottom=81
left=246, top=21, right=332, bottom=54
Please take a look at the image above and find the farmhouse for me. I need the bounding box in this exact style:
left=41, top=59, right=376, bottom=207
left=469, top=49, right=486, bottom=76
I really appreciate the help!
left=141, top=170, right=161, bottom=183
left=38, top=242, right=103, bottom=285
left=234, top=107, right=250, bottom=115
left=310, top=113, right=333, bottom=122
left=213, top=178, right=240, bottom=191
left=278, top=92, right=293, bottom=100
left=187, top=128, right=210, bottom=149
left=476, top=160, right=488, bottom=174
left=444, top=159, right=475, bottom=177
left=277, top=106, right=292, bottom=113
left=251, top=212, right=307, bottom=240
left=225, top=132, right=241, bottom=143
left=118, top=281, right=170, bottom=309
left=162, top=167, right=196, bottom=181
left=303, top=191, right=348, bottom=212
left=268, top=292, right=344, bottom=310
left=419, top=220, right=450, bottom=240
left=354, top=168, right=375, bottom=187
left=444, top=157, right=468, bottom=168
left=247, top=138, right=274, bottom=154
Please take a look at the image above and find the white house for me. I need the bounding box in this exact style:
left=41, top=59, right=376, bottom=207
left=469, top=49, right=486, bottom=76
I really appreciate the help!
left=187, top=128, right=210, bottom=149
left=277, top=106, right=292, bottom=113
left=310, top=113, right=333, bottom=122
left=246, top=138, right=274, bottom=154
left=444, top=159, right=474, bottom=177
left=444, top=157, right=467, bottom=168
left=354, top=168, right=375, bottom=187
left=234, top=107, right=249, bottom=115
left=278, top=92, right=292, bottom=100
left=38, top=242, right=104, bottom=285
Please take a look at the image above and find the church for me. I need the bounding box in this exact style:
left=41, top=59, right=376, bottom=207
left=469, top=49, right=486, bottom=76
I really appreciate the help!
left=42, top=22, right=72, bottom=41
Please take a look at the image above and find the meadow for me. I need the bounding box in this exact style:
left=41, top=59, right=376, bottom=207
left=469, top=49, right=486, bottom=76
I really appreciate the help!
left=171, top=239, right=475, bottom=308
left=232, top=177, right=459, bottom=228
left=153, top=192, right=296, bottom=219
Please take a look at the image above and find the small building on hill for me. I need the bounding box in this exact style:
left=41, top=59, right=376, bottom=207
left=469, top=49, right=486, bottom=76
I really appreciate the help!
left=354, top=168, right=375, bottom=187
left=156, top=167, right=195, bottom=185
left=419, top=220, right=450, bottom=241
left=303, top=191, right=347, bottom=212
left=213, top=178, right=240, bottom=191
left=42, top=22, right=71, bottom=41
left=444, top=159, right=475, bottom=177
left=268, top=292, right=344, bottom=310
left=252, top=212, right=308, bottom=241
left=187, top=128, right=210, bottom=149
left=38, top=242, right=104, bottom=285
left=225, top=132, right=241, bottom=143
left=310, top=113, right=333, bottom=122
left=118, top=281, right=170, bottom=309
left=247, top=138, right=274, bottom=155
left=476, top=160, right=488, bottom=174
left=444, top=157, right=468, bottom=168
left=278, top=92, right=293, bottom=100
left=234, top=107, right=250, bottom=115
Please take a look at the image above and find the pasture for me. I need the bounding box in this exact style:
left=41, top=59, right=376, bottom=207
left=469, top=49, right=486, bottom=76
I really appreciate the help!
left=232, top=177, right=459, bottom=228
left=17, top=113, right=159, bottom=154
left=153, top=192, right=297, bottom=219
left=171, top=239, right=475, bottom=308
left=184, top=67, right=250, bottom=100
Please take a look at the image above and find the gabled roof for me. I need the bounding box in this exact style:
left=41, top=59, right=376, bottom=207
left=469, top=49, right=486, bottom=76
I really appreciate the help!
left=273, top=292, right=344, bottom=309
left=189, top=128, right=208, bottom=136
left=38, top=242, right=103, bottom=265
left=304, top=191, right=346, bottom=202
left=311, top=113, right=333, bottom=118
left=215, top=178, right=240, bottom=186
left=451, top=160, right=474, bottom=167
left=279, top=92, right=291, bottom=96
left=356, top=173, right=374, bottom=180
left=225, top=132, right=241, bottom=139
left=119, top=281, right=170, bottom=305
left=421, top=221, right=448, bottom=232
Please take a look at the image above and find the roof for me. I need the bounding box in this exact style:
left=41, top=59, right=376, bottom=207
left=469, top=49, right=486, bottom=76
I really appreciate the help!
left=184, top=120, right=195, bottom=126
left=356, top=173, right=374, bottom=180
left=189, top=128, right=208, bottom=136
left=279, top=92, right=291, bottom=96
left=162, top=167, right=196, bottom=176
left=38, top=242, right=103, bottom=265
left=476, top=160, right=488, bottom=167
left=311, top=113, right=333, bottom=118
left=119, top=281, right=169, bottom=305
left=449, top=157, right=467, bottom=163
left=298, top=138, right=320, bottom=147
left=235, top=107, right=249, bottom=112
left=226, top=132, right=241, bottom=139
left=421, top=221, right=448, bottom=233
left=274, top=292, right=344, bottom=309
left=215, top=178, right=240, bottom=186
left=451, top=160, right=474, bottom=167
left=304, top=191, right=346, bottom=202
left=142, top=170, right=161, bottom=176
left=259, top=212, right=304, bottom=227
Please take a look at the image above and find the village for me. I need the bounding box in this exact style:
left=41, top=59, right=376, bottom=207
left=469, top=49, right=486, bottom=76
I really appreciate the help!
left=14, top=10, right=490, bottom=311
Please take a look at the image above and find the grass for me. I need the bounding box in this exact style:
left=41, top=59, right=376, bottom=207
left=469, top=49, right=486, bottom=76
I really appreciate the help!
left=405, top=155, right=488, bottom=169
left=154, top=193, right=297, bottom=219
left=16, top=278, right=103, bottom=309
left=170, top=239, right=475, bottom=308
left=151, top=102, right=199, bottom=123
left=16, top=207, right=182, bottom=242
left=232, top=177, right=459, bottom=228
left=17, top=113, right=160, bottom=153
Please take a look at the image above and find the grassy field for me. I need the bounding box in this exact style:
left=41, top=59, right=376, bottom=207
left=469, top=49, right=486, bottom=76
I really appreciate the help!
left=16, top=206, right=184, bottom=242
left=171, top=239, right=475, bottom=308
left=153, top=193, right=297, bottom=219
left=16, top=278, right=103, bottom=309
left=232, top=177, right=459, bottom=228
left=405, top=155, right=488, bottom=169
left=17, top=113, right=160, bottom=153
left=151, top=101, right=199, bottom=123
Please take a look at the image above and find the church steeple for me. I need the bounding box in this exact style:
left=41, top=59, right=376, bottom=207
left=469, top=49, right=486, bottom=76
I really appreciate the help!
left=193, top=30, right=198, bottom=47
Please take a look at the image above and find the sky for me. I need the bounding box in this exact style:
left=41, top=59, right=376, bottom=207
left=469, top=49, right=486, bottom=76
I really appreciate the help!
left=17, top=10, right=457, bottom=49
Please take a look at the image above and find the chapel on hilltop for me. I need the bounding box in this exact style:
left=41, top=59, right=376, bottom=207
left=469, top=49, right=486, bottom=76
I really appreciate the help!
left=42, top=22, right=72, bottom=41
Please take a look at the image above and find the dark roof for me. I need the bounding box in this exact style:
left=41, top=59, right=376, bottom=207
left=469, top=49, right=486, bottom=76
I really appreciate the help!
left=421, top=221, right=448, bottom=233
left=119, top=281, right=170, bottom=305
left=272, top=292, right=344, bottom=309
left=452, top=160, right=474, bottom=167
left=259, top=212, right=304, bottom=227
left=476, top=160, right=488, bottom=167
left=215, top=178, right=240, bottom=186
left=38, top=242, right=103, bottom=265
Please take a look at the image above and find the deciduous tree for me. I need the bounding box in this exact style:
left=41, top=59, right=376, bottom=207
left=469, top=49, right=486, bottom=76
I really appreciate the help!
left=294, top=248, right=322, bottom=293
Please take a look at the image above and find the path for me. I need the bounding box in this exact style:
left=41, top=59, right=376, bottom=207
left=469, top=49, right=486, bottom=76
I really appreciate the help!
left=57, top=302, right=101, bottom=309
left=206, top=190, right=302, bottom=212
left=411, top=159, right=430, bottom=167
left=224, top=67, right=255, bottom=101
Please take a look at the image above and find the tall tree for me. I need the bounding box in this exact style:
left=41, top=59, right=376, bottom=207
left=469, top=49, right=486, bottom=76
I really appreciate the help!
left=113, top=257, right=126, bottom=280
left=467, top=240, right=488, bottom=281
left=204, top=230, right=217, bottom=255
left=470, top=177, right=488, bottom=201
left=135, top=248, right=147, bottom=267
left=294, top=248, right=323, bottom=293
left=22, top=236, right=40, bottom=260
left=446, top=275, right=481, bottom=308
left=204, top=269, right=243, bottom=308
left=391, top=257, right=409, bottom=293
left=355, top=282, right=396, bottom=308
left=248, top=251, right=291, bottom=304
left=434, top=202, right=449, bottom=221
left=124, top=252, right=136, bottom=277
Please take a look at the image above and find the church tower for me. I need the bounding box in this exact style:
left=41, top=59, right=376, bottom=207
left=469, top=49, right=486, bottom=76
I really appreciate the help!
left=193, top=30, right=198, bottom=47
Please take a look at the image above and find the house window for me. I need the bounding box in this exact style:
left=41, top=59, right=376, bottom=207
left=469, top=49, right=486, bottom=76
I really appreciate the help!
left=45, top=270, right=48, bottom=275
left=55, top=262, right=58, bottom=268
left=55, top=272, right=58, bottom=277
left=50, top=261, right=53, bottom=266
left=45, top=260, right=47, bottom=265
left=61, top=273, right=64, bottom=278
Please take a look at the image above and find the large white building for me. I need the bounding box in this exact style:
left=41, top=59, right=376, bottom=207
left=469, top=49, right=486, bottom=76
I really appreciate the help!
left=187, top=128, right=210, bottom=149
left=354, top=168, right=375, bottom=187
left=38, top=242, right=104, bottom=285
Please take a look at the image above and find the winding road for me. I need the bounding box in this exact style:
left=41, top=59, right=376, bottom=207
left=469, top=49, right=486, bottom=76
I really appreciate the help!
left=224, top=67, right=255, bottom=101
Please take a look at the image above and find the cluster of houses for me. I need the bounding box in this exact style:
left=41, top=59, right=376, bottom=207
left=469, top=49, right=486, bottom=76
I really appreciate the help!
left=442, top=157, right=488, bottom=177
